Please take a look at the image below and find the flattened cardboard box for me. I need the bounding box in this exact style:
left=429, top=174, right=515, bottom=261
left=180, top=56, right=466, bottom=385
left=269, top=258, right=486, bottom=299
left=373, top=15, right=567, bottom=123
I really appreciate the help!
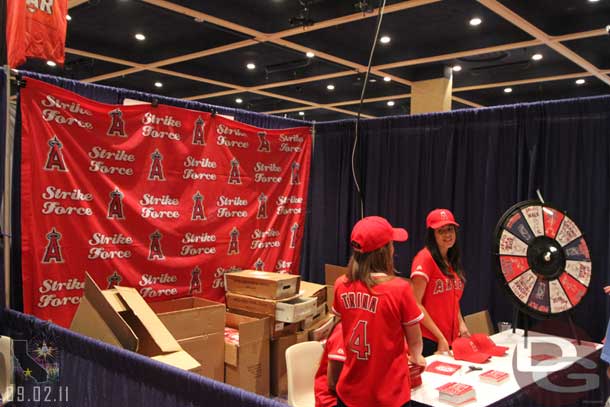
left=225, top=270, right=300, bottom=299
left=150, top=297, right=225, bottom=382
left=70, top=273, right=200, bottom=372
left=299, top=281, right=327, bottom=307
left=224, top=312, right=270, bottom=396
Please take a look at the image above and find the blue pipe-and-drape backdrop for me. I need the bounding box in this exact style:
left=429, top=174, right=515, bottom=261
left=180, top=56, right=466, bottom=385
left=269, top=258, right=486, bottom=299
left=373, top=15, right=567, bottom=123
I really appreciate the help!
left=1, top=70, right=610, bottom=405
left=302, top=98, right=610, bottom=342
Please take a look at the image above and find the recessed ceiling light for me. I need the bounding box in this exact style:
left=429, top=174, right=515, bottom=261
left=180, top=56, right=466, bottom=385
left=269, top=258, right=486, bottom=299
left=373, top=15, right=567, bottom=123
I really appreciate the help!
left=469, top=17, right=482, bottom=26
left=46, top=60, right=57, bottom=67
left=154, top=82, right=163, bottom=88
left=135, top=33, right=146, bottom=41
left=504, top=87, right=513, bottom=93
left=575, top=79, right=586, bottom=85
left=66, top=14, right=72, bottom=21
left=588, top=0, right=600, bottom=3
left=387, top=100, right=395, bottom=107
left=327, top=84, right=335, bottom=90
left=246, top=62, right=256, bottom=70
left=298, top=111, right=305, bottom=116
left=369, top=78, right=377, bottom=83
left=452, top=65, right=462, bottom=72
left=306, top=51, right=315, bottom=58
left=532, top=53, right=543, bottom=61
left=235, top=98, right=243, bottom=104
left=379, top=36, right=391, bottom=44
left=383, top=76, right=392, bottom=82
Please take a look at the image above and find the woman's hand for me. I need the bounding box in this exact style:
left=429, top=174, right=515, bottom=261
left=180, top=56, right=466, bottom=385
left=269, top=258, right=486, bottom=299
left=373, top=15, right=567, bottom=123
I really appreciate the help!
left=458, top=319, right=471, bottom=337
left=435, top=337, right=450, bottom=355
left=410, top=353, right=427, bottom=367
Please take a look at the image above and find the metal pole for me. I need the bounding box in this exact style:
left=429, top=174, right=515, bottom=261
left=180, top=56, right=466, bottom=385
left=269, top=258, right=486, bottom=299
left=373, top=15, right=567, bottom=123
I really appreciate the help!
left=3, top=65, right=12, bottom=309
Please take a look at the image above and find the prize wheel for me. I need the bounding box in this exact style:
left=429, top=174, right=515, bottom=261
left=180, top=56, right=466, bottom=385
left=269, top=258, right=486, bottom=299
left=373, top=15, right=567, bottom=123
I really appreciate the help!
left=493, top=200, right=591, bottom=319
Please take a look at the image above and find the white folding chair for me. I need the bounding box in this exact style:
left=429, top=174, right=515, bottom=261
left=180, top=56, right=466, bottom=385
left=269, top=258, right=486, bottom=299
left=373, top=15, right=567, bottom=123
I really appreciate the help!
left=286, top=341, right=324, bottom=407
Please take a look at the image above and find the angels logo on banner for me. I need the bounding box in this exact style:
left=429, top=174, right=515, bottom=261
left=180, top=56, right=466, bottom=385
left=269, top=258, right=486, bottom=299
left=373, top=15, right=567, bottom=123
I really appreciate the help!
left=19, top=78, right=312, bottom=327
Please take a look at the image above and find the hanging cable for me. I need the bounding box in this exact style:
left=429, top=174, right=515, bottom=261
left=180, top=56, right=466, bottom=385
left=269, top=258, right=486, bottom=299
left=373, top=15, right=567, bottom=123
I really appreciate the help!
left=351, top=0, right=387, bottom=219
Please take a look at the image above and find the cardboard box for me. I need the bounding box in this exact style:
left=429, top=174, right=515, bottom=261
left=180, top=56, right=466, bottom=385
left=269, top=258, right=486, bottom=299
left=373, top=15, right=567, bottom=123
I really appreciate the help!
left=300, top=304, right=327, bottom=330
left=149, top=297, right=225, bottom=339
left=228, top=307, right=299, bottom=339
left=149, top=297, right=225, bottom=382
left=325, top=264, right=347, bottom=286
left=179, top=333, right=224, bottom=382
left=226, top=292, right=317, bottom=323
left=225, top=270, right=300, bottom=299
left=270, top=333, right=298, bottom=396
left=299, top=281, right=327, bottom=307
left=224, top=312, right=270, bottom=396
left=70, top=273, right=200, bottom=372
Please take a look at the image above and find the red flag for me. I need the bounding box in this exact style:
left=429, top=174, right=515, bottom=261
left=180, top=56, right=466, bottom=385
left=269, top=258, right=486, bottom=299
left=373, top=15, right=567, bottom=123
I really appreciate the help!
left=6, top=0, right=68, bottom=68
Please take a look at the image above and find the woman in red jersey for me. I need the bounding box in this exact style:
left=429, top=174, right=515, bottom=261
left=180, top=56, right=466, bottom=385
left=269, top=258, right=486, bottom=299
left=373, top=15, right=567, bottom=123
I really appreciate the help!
left=410, top=208, right=468, bottom=357
left=333, top=216, right=424, bottom=407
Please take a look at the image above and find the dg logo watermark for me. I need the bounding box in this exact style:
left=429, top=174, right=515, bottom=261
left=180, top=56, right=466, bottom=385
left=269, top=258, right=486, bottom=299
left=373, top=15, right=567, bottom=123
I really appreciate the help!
left=512, top=322, right=602, bottom=406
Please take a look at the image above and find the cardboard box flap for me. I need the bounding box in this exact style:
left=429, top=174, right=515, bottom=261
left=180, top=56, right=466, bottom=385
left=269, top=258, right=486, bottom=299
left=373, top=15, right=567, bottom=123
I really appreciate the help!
left=226, top=312, right=269, bottom=343
left=75, top=273, right=138, bottom=351
left=151, top=350, right=201, bottom=372
left=150, top=298, right=225, bottom=337
left=325, top=264, right=347, bottom=285
left=224, top=342, right=239, bottom=367
left=70, top=297, right=123, bottom=348
left=115, top=286, right=181, bottom=354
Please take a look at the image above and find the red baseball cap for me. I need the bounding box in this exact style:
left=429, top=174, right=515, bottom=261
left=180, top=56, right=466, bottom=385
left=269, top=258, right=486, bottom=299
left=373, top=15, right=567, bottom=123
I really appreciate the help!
left=350, top=216, right=408, bottom=253
left=426, top=208, right=460, bottom=229
left=470, top=334, right=508, bottom=357
left=451, top=337, right=491, bottom=364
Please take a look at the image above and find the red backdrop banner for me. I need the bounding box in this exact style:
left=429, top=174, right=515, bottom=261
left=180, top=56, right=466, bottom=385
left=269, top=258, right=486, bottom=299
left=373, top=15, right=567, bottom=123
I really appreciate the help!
left=20, top=78, right=312, bottom=327
left=6, top=0, right=68, bottom=67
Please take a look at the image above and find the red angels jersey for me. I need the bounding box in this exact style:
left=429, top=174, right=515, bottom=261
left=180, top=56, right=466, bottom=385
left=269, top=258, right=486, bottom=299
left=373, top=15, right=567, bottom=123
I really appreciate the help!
left=333, top=274, right=423, bottom=407
left=314, top=324, right=345, bottom=407
left=410, top=247, right=464, bottom=344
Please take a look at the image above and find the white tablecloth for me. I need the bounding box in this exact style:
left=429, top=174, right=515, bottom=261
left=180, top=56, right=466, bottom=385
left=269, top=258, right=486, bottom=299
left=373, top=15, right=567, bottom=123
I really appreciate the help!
left=410, top=329, right=602, bottom=407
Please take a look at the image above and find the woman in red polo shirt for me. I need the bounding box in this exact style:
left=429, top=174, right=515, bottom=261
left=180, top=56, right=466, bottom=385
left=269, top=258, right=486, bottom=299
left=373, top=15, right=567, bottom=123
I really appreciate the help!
left=410, top=209, right=469, bottom=356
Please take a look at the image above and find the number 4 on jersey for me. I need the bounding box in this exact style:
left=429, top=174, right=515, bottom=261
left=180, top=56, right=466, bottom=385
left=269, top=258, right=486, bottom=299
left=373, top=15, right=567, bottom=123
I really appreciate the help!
left=349, top=320, right=371, bottom=360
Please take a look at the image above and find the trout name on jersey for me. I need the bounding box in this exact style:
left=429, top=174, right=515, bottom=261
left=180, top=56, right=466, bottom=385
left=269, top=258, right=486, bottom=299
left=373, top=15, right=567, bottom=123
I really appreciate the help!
left=340, top=292, right=379, bottom=313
